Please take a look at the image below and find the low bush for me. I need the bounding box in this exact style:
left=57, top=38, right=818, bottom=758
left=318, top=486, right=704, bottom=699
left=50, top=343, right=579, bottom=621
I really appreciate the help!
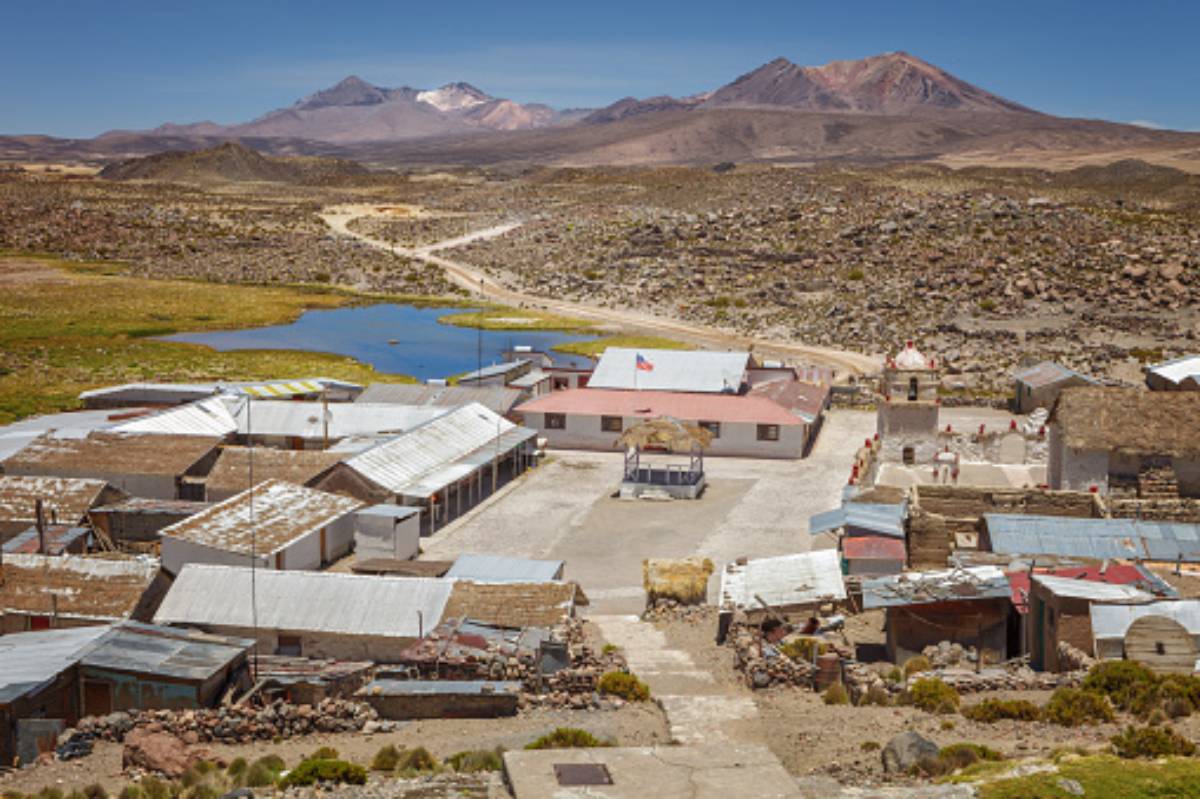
left=82, top=786, right=107, bottom=799
left=961, top=698, right=1042, bottom=723
left=1110, top=725, right=1197, bottom=759
left=1082, top=661, right=1157, bottom=712
left=1044, top=687, right=1115, bottom=727
left=908, top=677, right=960, bottom=714
left=597, top=671, right=651, bottom=702
left=859, top=683, right=892, bottom=707
left=444, top=749, right=504, bottom=773
left=911, top=742, right=1003, bottom=778
left=305, top=746, right=340, bottom=762
left=395, top=747, right=438, bottom=774
left=525, top=728, right=614, bottom=750
left=779, top=637, right=827, bottom=662
left=117, top=788, right=142, bottom=799
left=903, top=656, right=932, bottom=678
left=601, top=643, right=620, bottom=655
left=278, top=759, right=366, bottom=788
left=822, top=682, right=850, bottom=706
left=137, top=778, right=170, bottom=799
left=860, top=741, right=880, bottom=752
left=225, top=758, right=248, bottom=780
left=244, top=755, right=286, bottom=788
left=370, top=745, right=401, bottom=772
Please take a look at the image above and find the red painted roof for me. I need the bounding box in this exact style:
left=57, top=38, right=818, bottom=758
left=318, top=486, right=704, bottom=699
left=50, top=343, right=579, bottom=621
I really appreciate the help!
left=842, top=536, right=906, bottom=561
left=1006, top=564, right=1164, bottom=613
left=516, top=388, right=805, bottom=426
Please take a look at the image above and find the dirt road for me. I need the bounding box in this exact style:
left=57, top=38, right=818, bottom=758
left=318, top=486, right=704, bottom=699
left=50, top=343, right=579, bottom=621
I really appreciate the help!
left=320, top=205, right=880, bottom=376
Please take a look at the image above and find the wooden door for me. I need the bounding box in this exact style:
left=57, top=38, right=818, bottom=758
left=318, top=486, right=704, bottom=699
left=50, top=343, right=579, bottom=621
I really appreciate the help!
left=320, top=528, right=327, bottom=563
left=83, top=681, right=113, bottom=716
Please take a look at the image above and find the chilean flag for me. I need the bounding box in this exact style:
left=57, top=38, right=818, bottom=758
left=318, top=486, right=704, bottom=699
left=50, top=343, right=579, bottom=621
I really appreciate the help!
left=635, top=353, right=654, bottom=372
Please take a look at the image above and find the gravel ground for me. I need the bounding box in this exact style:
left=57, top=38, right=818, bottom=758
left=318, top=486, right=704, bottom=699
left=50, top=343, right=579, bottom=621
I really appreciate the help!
left=424, top=410, right=876, bottom=613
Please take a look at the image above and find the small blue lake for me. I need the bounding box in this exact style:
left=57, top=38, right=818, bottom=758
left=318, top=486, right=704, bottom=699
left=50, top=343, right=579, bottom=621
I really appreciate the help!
left=164, top=304, right=598, bottom=380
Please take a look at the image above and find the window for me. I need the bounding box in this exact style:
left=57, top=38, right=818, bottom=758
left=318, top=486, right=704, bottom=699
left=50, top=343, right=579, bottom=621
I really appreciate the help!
left=552, top=376, right=570, bottom=391
left=902, top=446, right=915, bottom=465
left=601, top=415, right=623, bottom=433
left=907, top=376, right=919, bottom=401
left=545, top=413, right=566, bottom=430
left=276, top=635, right=302, bottom=656
left=756, top=424, right=780, bottom=442
left=699, top=420, right=721, bottom=439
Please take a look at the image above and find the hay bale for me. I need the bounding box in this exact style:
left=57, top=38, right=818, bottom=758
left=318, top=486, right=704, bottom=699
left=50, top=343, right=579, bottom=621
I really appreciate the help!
left=643, top=557, right=714, bottom=606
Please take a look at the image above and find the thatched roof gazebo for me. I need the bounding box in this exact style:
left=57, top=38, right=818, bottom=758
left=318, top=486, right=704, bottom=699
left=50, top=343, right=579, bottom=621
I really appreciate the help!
left=617, top=416, right=708, bottom=499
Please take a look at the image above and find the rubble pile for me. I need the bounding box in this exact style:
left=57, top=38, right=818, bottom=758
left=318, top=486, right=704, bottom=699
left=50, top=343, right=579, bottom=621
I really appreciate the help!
left=523, top=643, right=633, bottom=709
left=1056, top=641, right=1097, bottom=672
left=76, top=698, right=378, bottom=745
left=642, top=598, right=716, bottom=623
left=730, top=629, right=820, bottom=690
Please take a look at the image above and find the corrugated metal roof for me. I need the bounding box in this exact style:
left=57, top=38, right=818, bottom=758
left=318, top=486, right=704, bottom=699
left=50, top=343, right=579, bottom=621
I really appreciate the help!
left=1146, top=355, right=1200, bottom=387
left=355, top=383, right=522, bottom=413
left=457, top=361, right=530, bottom=382
left=841, top=536, right=907, bottom=562
left=0, top=625, right=112, bottom=704
left=862, top=566, right=1010, bottom=609
left=1091, top=600, right=1200, bottom=640
left=985, top=514, right=1200, bottom=562
left=1007, top=564, right=1176, bottom=613
left=359, top=679, right=521, bottom=696
left=1, top=553, right=159, bottom=620
left=0, top=408, right=137, bottom=462
left=111, top=396, right=238, bottom=437
left=233, top=400, right=445, bottom=441
left=810, top=502, right=906, bottom=538
left=517, top=388, right=805, bottom=426
left=91, top=498, right=210, bottom=516
left=589, top=348, right=750, bottom=393
left=358, top=504, right=421, bottom=521
left=719, top=549, right=846, bottom=611
left=446, top=554, right=564, bottom=583
left=78, top=383, right=220, bottom=403
left=1032, top=573, right=1154, bottom=602
left=1013, top=361, right=1096, bottom=389
left=344, top=403, right=535, bottom=497
left=154, top=564, right=454, bottom=638
left=3, top=525, right=91, bottom=554
left=0, top=475, right=113, bottom=524
left=159, top=479, right=363, bottom=556
left=81, top=621, right=253, bottom=681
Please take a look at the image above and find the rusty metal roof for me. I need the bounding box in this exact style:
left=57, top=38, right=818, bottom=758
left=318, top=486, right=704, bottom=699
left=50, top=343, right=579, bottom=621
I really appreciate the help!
left=862, top=565, right=1011, bottom=609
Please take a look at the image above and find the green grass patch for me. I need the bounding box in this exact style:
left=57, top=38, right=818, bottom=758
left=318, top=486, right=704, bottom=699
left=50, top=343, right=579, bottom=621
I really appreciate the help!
left=1111, top=724, right=1196, bottom=759
left=0, top=256, right=424, bottom=423
left=906, top=677, right=960, bottom=714
left=961, top=698, right=1042, bottom=723
left=439, top=307, right=596, bottom=332
left=525, top=728, right=614, bottom=750
left=597, top=671, right=651, bottom=702
left=553, top=335, right=693, bottom=359
left=278, top=759, right=366, bottom=788
left=970, top=754, right=1200, bottom=798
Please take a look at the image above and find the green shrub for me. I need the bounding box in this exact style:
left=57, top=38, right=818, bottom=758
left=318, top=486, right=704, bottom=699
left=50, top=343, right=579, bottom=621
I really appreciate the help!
left=444, top=749, right=504, bottom=773
left=138, top=778, right=170, bottom=799
left=525, top=728, right=614, bottom=750
left=779, top=637, right=828, bottom=662
left=278, top=759, right=366, bottom=788
left=305, top=746, right=340, bottom=762
left=244, top=756, right=285, bottom=788
left=908, top=678, right=960, bottom=714
left=118, top=787, right=143, bottom=799
left=847, top=268, right=865, bottom=281
left=1111, top=725, right=1197, bottom=759
left=226, top=758, right=248, bottom=780
left=886, top=667, right=903, bottom=683
left=82, top=787, right=107, bottom=799
left=961, top=698, right=1042, bottom=723
left=1044, top=687, right=1115, bottom=727
left=903, top=656, right=932, bottom=678
left=978, top=298, right=997, bottom=312
left=1082, top=661, right=1157, bottom=712
left=823, top=682, right=850, bottom=706
left=598, top=671, right=650, bottom=702
left=370, top=745, right=401, bottom=772
left=940, top=719, right=956, bottom=731
left=860, top=683, right=892, bottom=707
left=180, top=786, right=219, bottom=799
left=860, top=741, right=880, bottom=752
left=601, top=643, right=620, bottom=655
left=395, top=747, right=438, bottom=774
left=915, top=742, right=1003, bottom=777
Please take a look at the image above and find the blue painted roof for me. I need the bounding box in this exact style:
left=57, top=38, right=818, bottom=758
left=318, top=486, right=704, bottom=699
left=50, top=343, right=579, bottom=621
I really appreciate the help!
left=810, top=502, right=906, bottom=538
left=984, top=514, right=1200, bottom=562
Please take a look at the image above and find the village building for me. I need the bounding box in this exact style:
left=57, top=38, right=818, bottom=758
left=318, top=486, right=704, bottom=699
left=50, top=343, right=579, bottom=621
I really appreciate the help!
left=876, top=341, right=941, bottom=465
left=77, top=622, right=253, bottom=716
left=154, top=564, right=455, bottom=661
left=456, top=360, right=534, bottom=387
left=440, top=580, right=580, bottom=629
left=1011, top=361, right=1097, bottom=414
left=1091, top=600, right=1200, bottom=673
left=718, top=550, right=847, bottom=624
left=1, top=432, right=222, bottom=501
left=862, top=566, right=1012, bottom=664
left=228, top=400, right=446, bottom=450
left=0, top=554, right=163, bottom=634
left=1145, top=355, right=1200, bottom=392
left=313, top=403, right=538, bottom=534
left=109, top=396, right=238, bottom=439
left=1048, top=387, right=1200, bottom=497
left=983, top=513, right=1200, bottom=563
left=0, top=475, right=124, bottom=542
left=204, top=447, right=343, bottom=501
left=508, top=365, right=593, bottom=399
left=355, top=383, right=523, bottom=417
left=157, top=479, right=364, bottom=575
left=3, top=525, right=92, bottom=556
left=445, top=553, right=565, bottom=583
left=810, top=500, right=908, bottom=577
left=88, top=498, right=209, bottom=548
left=78, top=378, right=363, bottom=410
left=0, top=625, right=111, bottom=765
left=353, top=504, right=421, bottom=562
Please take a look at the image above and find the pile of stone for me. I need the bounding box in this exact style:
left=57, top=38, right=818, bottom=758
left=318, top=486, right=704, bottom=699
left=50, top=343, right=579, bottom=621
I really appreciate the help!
left=523, top=643, right=633, bottom=708
left=1056, top=641, right=1096, bottom=673
left=641, top=598, right=715, bottom=623
left=76, top=698, right=377, bottom=745
left=922, top=664, right=1080, bottom=694
left=730, top=628, right=819, bottom=690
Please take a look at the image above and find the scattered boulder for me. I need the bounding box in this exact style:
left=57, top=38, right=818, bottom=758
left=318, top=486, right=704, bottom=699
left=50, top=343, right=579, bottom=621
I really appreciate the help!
left=881, top=730, right=939, bottom=774
left=122, top=727, right=217, bottom=778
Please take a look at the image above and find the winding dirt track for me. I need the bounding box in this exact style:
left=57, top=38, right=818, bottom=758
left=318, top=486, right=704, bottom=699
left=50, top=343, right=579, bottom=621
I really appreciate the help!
left=321, top=205, right=880, bottom=376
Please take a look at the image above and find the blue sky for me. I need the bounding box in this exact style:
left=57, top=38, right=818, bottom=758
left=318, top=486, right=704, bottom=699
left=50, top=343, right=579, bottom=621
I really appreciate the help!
left=2, top=0, right=1197, bottom=137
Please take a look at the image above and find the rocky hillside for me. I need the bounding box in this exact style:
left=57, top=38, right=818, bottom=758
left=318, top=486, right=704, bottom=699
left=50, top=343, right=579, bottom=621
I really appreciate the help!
left=97, top=142, right=369, bottom=184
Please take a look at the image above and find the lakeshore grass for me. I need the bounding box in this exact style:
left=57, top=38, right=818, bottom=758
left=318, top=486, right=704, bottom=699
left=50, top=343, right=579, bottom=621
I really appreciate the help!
left=438, top=307, right=598, bottom=332
left=552, top=335, right=694, bottom=359
left=0, top=255, right=425, bottom=423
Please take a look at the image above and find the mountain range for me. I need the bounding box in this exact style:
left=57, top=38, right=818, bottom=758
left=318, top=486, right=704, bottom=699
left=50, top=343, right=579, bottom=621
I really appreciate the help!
left=6, top=52, right=1200, bottom=169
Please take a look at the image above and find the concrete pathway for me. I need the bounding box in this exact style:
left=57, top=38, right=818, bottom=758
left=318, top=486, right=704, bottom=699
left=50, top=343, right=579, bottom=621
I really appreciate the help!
left=592, top=614, right=759, bottom=746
